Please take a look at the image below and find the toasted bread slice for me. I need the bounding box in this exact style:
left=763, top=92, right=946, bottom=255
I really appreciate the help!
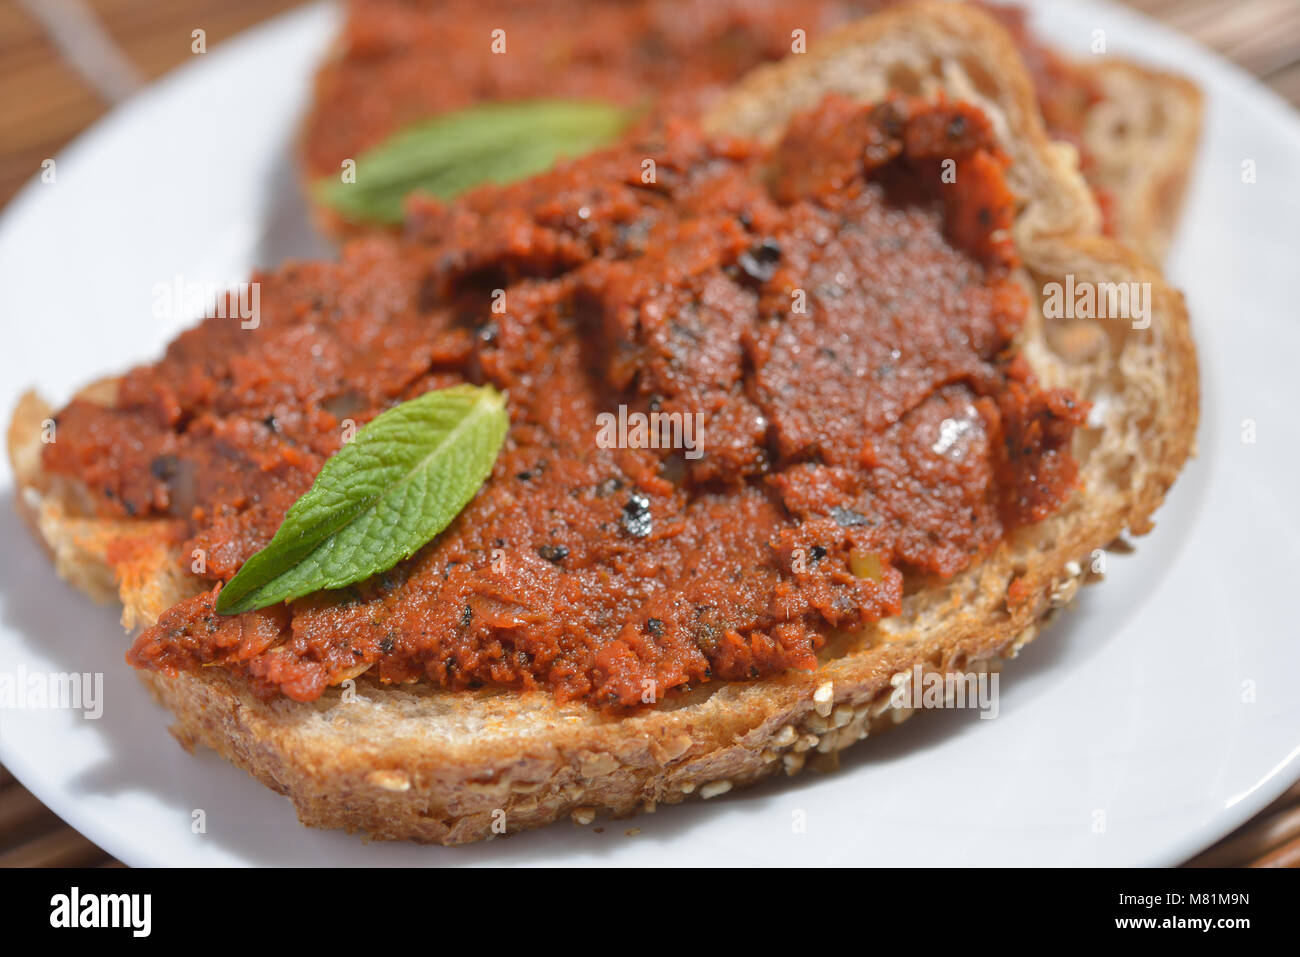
left=698, top=3, right=1102, bottom=246
left=1078, top=59, right=1204, bottom=262
left=302, top=1, right=1203, bottom=261
left=7, top=2, right=1197, bottom=845
left=970, top=0, right=1204, bottom=261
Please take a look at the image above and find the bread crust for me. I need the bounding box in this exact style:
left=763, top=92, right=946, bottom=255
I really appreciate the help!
left=7, top=2, right=1198, bottom=845
left=1077, top=59, right=1204, bottom=262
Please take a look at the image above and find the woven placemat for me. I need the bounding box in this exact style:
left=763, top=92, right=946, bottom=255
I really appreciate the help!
left=1, top=0, right=1297, bottom=867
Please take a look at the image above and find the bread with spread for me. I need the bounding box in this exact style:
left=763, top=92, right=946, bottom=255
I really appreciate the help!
left=302, top=0, right=1202, bottom=260
left=8, top=2, right=1197, bottom=844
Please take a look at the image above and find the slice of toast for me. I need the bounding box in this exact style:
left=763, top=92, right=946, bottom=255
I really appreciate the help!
left=702, top=1, right=1204, bottom=262
left=970, top=0, right=1204, bottom=261
left=1077, top=59, right=1204, bottom=262
left=301, top=0, right=1203, bottom=261
left=7, top=2, right=1197, bottom=845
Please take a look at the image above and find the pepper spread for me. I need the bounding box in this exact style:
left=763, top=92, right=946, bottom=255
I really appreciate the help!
left=46, top=96, right=1087, bottom=709
left=303, top=0, right=1115, bottom=233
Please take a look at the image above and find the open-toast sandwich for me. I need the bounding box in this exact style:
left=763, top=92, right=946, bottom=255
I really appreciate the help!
left=8, top=2, right=1197, bottom=844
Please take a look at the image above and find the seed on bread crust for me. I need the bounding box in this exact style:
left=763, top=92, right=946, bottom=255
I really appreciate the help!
left=367, top=770, right=411, bottom=792
left=700, top=780, right=733, bottom=799
left=813, top=681, right=834, bottom=717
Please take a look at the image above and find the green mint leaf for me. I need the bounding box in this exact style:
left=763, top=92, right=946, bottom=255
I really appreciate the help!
left=215, top=384, right=508, bottom=615
left=314, top=99, right=632, bottom=225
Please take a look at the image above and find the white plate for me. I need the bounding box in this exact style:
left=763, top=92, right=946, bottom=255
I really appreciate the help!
left=1, top=0, right=1298, bottom=867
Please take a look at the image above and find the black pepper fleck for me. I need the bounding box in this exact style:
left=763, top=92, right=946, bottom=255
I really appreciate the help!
left=621, top=493, right=653, bottom=538
left=537, top=543, right=569, bottom=563
left=149, top=454, right=179, bottom=481
left=737, top=238, right=782, bottom=284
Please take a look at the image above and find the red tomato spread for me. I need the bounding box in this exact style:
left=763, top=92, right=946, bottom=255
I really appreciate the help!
left=302, top=0, right=879, bottom=181
left=304, top=1, right=1112, bottom=231
left=47, top=96, right=1086, bottom=708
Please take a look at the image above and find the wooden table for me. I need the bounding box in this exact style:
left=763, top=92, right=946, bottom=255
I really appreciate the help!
left=1, top=0, right=1298, bottom=868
